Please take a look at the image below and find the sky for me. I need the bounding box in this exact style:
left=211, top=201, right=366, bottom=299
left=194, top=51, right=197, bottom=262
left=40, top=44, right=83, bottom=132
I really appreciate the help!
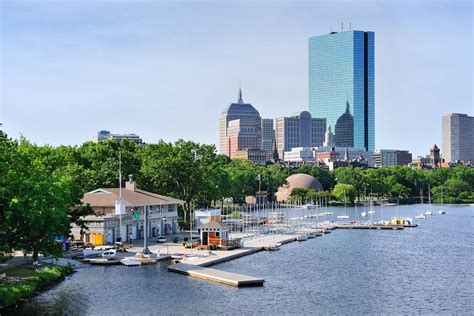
left=1, top=0, right=472, bottom=156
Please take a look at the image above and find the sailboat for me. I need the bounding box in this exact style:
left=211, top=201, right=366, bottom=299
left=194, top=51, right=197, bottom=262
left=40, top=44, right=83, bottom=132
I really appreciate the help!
left=415, top=189, right=427, bottom=219
left=367, top=191, right=376, bottom=215
left=424, top=184, right=433, bottom=216
left=438, top=189, right=446, bottom=214
left=337, top=191, right=350, bottom=219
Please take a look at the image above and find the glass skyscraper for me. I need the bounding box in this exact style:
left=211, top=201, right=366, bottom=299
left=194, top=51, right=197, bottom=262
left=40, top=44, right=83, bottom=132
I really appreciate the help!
left=308, top=30, right=375, bottom=151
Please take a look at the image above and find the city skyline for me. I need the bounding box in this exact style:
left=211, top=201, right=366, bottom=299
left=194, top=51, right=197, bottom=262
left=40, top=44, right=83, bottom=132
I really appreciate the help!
left=1, top=1, right=472, bottom=156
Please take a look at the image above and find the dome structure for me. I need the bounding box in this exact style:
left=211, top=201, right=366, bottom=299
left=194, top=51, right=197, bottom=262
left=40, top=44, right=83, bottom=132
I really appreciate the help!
left=276, top=173, right=323, bottom=202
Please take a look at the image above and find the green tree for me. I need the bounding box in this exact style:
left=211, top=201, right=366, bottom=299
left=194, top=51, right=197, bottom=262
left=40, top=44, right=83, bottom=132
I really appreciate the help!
left=4, top=140, right=78, bottom=261
left=332, top=183, right=356, bottom=204
left=290, top=188, right=310, bottom=200
left=390, top=183, right=411, bottom=198
left=333, top=167, right=367, bottom=200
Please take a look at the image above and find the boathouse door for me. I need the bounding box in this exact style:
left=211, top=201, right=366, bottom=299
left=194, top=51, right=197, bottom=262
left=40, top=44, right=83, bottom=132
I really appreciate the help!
left=202, top=231, right=208, bottom=246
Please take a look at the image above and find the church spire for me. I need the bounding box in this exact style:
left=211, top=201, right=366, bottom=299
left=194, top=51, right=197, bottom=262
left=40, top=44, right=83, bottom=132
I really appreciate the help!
left=238, top=87, right=243, bottom=104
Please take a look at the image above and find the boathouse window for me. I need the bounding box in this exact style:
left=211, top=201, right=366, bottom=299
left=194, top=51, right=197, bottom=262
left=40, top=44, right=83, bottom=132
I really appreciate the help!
left=215, top=232, right=220, bottom=237
left=168, top=205, right=174, bottom=212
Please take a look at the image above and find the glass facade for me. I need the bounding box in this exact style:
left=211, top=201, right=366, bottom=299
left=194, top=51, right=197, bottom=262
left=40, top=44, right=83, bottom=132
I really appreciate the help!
left=308, top=30, right=374, bottom=150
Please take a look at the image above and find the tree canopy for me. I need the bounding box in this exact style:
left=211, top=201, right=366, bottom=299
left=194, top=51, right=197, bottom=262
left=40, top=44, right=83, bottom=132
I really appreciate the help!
left=1, top=129, right=473, bottom=257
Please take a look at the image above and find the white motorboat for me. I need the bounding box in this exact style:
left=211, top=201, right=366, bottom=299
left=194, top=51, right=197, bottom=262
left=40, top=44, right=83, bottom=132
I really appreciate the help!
left=264, top=242, right=282, bottom=251
left=415, top=214, right=426, bottom=219
left=438, top=210, right=446, bottom=215
left=296, top=234, right=308, bottom=241
left=361, top=212, right=367, bottom=218
left=83, top=245, right=114, bottom=258
left=337, top=215, right=350, bottom=219
left=368, top=210, right=376, bottom=215
left=424, top=211, right=433, bottom=216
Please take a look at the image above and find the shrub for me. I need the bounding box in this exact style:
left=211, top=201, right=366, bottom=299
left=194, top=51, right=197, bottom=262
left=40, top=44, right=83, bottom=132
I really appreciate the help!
left=0, top=264, right=74, bottom=309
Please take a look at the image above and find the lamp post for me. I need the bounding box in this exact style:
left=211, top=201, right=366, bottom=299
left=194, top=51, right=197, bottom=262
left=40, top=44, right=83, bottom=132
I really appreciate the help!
left=142, top=205, right=150, bottom=254
left=163, top=216, right=168, bottom=254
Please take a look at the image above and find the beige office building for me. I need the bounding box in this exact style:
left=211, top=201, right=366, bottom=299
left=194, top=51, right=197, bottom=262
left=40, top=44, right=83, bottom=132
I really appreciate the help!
left=442, top=113, right=474, bottom=163
left=275, top=111, right=326, bottom=160
left=219, top=89, right=261, bottom=156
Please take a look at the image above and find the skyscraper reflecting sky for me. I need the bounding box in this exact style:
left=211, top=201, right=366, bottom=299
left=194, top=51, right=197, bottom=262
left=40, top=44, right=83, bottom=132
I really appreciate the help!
left=309, top=30, right=375, bottom=151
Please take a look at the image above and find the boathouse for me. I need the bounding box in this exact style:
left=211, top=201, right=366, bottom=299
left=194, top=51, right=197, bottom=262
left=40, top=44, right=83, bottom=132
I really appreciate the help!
left=72, top=176, right=184, bottom=245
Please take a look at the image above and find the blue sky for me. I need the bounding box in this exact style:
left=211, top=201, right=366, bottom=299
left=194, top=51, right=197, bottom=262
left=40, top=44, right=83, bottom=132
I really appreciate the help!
left=1, top=0, right=472, bottom=156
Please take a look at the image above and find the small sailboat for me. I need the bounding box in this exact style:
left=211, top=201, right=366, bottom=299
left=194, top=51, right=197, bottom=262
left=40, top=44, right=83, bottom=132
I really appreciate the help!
left=438, top=189, right=446, bottom=214
left=337, top=191, right=350, bottom=219
left=361, top=212, right=367, bottom=218
left=425, top=184, right=433, bottom=216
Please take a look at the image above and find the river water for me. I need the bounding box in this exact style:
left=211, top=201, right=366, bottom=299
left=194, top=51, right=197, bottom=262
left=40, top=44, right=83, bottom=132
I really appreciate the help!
left=10, top=204, right=474, bottom=315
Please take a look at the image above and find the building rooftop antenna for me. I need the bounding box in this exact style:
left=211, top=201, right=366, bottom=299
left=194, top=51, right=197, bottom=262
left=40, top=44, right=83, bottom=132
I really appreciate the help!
left=341, top=22, right=343, bottom=32
left=349, top=22, right=352, bottom=31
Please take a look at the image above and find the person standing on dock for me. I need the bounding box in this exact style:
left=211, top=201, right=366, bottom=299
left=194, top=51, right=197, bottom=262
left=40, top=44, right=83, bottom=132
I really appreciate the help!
left=129, top=233, right=133, bottom=246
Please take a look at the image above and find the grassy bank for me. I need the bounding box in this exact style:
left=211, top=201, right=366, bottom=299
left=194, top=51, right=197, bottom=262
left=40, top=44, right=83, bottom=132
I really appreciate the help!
left=0, top=264, right=74, bottom=310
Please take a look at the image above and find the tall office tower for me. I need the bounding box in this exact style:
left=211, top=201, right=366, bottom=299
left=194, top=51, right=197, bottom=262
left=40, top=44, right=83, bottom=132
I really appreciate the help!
left=275, top=111, right=326, bottom=160
left=334, top=101, right=354, bottom=147
left=261, top=118, right=274, bottom=161
left=442, top=113, right=474, bottom=163
left=309, top=30, right=375, bottom=150
left=219, top=89, right=261, bottom=155
left=226, top=119, right=262, bottom=158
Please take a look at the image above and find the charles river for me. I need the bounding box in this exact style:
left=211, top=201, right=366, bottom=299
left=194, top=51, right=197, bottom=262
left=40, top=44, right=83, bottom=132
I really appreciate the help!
left=12, top=204, right=474, bottom=315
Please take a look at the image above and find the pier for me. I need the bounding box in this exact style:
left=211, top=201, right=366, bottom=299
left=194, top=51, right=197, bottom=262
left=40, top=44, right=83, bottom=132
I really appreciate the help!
left=334, top=224, right=405, bottom=230
left=168, top=263, right=264, bottom=287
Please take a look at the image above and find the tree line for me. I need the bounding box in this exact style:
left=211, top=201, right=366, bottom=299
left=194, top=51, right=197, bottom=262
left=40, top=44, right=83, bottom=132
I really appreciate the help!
left=1, top=130, right=473, bottom=258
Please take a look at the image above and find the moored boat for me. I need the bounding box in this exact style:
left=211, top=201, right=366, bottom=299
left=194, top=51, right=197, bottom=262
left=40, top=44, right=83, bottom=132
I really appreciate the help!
left=296, top=234, right=308, bottom=241
left=264, top=242, right=282, bottom=251
left=83, top=245, right=115, bottom=258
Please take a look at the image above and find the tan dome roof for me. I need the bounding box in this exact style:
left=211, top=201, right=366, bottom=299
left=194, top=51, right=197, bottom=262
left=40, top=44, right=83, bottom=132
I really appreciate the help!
left=286, top=173, right=323, bottom=191
left=276, top=173, right=323, bottom=202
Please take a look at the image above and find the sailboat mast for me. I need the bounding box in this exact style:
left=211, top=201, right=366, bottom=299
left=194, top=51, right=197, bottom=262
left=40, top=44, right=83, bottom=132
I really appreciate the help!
left=118, top=152, right=122, bottom=242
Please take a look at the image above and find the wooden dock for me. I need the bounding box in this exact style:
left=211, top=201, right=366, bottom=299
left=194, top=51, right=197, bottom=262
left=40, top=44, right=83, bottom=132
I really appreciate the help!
left=168, top=263, right=264, bottom=287
left=334, top=224, right=405, bottom=230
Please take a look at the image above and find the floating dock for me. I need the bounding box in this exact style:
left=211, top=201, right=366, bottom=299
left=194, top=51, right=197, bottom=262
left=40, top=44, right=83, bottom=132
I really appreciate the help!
left=168, top=263, right=264, bottom=287
left=334, top=224, right=404, bottom=230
